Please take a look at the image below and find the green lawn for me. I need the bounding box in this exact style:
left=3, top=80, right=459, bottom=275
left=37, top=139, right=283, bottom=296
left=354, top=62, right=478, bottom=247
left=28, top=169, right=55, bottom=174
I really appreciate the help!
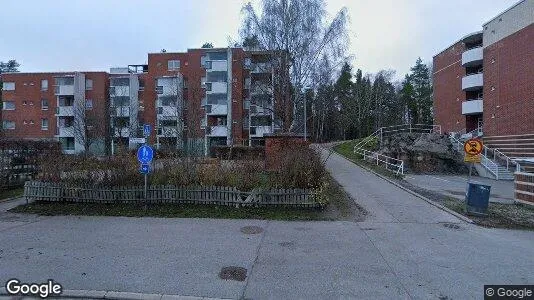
left=0, top=188, right=24, bottom=201
left=333, top=139, right=404, bottom=179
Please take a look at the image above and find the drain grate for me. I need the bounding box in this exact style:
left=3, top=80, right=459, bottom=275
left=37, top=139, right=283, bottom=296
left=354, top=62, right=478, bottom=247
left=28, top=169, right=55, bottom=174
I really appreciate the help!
left=240, top=226, right=263, bottom=234
left=442, top=223, right=463, bottom=230
left=219, top=266, right=247, bottom=281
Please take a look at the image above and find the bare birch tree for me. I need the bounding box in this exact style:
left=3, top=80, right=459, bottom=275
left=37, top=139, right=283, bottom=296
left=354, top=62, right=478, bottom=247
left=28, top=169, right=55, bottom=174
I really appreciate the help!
left=240, top=0, right=350, bottom=132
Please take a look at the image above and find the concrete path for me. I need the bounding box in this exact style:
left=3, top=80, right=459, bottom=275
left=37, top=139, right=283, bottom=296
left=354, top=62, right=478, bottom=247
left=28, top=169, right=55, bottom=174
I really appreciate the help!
left=405, top=174, right=515, bottom=204
left=0, top=152, right=534, bottom=299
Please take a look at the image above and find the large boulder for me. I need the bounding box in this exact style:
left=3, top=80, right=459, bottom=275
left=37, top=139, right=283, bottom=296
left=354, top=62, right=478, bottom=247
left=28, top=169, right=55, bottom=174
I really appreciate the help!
left=379, top=133, right=469, bottom=174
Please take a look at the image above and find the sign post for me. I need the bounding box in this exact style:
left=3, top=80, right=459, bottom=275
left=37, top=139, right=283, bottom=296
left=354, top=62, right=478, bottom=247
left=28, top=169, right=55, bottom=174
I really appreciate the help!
left=137, top=143, right=154, bottom=210
left=463, top=138, right=483, bottom=205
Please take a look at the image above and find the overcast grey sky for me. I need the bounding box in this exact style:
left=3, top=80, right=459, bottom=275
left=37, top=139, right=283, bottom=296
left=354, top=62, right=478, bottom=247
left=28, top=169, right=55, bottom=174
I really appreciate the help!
left=0, top=0, right=518, bottom=78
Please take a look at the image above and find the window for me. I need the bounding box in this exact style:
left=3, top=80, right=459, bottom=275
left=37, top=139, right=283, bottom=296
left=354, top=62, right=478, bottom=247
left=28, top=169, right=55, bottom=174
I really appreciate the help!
left=29, top=120, right=34, bottom=125
left=2, top=82, right=15, bottom=91
left=29, top=101, right=34, bottom=106
left=139, top=79, right=145, bottom=91
left=23, top=101, right=28, bottom=106
left=85, top=99, right=93, bottom=110
left=2, top=101, right=15, bottom=110
left=86, top=79, right=93, bottom=90
left=41, top=99, right=49, bottom=110
left=205, top=83, right=212, bottom=91
left=156, top=86, right=163, bottom=94
left=168, top=60, right=180, bottom=70
left=41, top=118, right=49, bottom=130
left=41, top=80, right=48, bottom=91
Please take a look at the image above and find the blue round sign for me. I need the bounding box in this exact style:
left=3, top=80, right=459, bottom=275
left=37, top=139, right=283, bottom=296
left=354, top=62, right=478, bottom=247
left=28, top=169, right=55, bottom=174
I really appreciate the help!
left=137, top=145, right=154, bottom=164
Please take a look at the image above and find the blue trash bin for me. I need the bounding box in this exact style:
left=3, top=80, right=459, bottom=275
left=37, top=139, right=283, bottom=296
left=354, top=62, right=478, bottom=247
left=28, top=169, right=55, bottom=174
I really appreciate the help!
left=465, top=182, right=491, bottom=216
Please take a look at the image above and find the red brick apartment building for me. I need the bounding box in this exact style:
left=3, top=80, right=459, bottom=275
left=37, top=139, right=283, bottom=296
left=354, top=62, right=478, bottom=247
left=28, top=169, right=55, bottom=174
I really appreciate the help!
left=433, top=0, right=534, bottom=162
left=1, top=48, right=276, bottom=155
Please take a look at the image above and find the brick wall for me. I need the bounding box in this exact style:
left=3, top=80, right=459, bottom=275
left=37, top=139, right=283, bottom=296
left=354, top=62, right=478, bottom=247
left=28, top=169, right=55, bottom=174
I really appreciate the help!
left=432, top=41, right=466, bottom=134
left=515, top=172, right=534, bottom=205
left=483, top=23, right=534, bottom=136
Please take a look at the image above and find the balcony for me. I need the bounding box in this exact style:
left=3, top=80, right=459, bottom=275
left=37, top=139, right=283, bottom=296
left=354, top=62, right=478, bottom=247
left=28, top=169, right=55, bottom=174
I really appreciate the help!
left=251, top=62, right=272, bottom=74
left=205, top=82, right=227, bottom=94
left=57, top=126, right=74, bottom=137
left=462, top=99, right=483, bottom=115
left=207, top=125, right=228, bottom=137
left=56, top=106, right=74, bottom=116
left=462, top=47, right=483, bottom=67
left=206, top=104, right=228, bottom=116
left=207, top=60, right=228, bottom=72
left=250, top=125, right=272, bottom=137
left=112, top=106, right=130, bottom=117
left=113, top=127, right=130, bottom=137
left=462, top=73, right=483, bottom=91
left=157, top=106, right=179, bottom=117
left=250, top=104, right=272, bottom=115
left=54, top=85, right=74, bottom=96
left=251, top=84, right=273, bottom=95
left=157, top=126, right=178, bottom=137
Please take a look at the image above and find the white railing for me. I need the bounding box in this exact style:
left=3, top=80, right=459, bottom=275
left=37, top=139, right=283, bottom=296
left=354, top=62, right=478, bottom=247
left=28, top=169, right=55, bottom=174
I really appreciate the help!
left=483, top=146, right=522, bottom=173
left=381, top=124, right=441, bottom=136
left=452, top=128, right=522, bottom=174
left=351, top=124, right=441, bottom=176
left=354, top=148, right=404, bottom=175
left=450, top=134, right=501, bottom=179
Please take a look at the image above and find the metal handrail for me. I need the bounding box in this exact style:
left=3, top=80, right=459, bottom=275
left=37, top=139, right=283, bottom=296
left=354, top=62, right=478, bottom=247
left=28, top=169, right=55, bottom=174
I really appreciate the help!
left=483, top=145, right=522, bottom=173
left=450, top=134, right=500, bottom=179
left=354, top=148, right=404, bottom=175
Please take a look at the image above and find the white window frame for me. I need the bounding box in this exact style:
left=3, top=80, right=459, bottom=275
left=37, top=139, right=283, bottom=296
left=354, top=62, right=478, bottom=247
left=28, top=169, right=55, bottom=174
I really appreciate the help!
left=2, top=120, right=15, bottom=130
left=41, top=99, right=49, bottom=110
left=41, top=118, right=49, bottom=130
left=168, top=60, right=180, bottom=70
left=2, top=101, right=15, bottom=110
left=2, top=82, right=15, bottom=91
left=85, top=99, right=93, bottom=110
left=86, top=79, right=93, bottom=90
left=41, top=79, right=48, bottom=91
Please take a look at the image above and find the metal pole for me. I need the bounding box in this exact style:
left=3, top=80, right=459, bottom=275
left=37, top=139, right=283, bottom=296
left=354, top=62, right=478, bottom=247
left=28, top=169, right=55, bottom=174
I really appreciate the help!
left=144, top=173, right=148, bottom=211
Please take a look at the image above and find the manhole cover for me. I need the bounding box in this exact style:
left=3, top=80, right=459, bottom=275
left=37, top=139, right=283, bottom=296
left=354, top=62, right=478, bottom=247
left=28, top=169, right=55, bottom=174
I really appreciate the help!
left=219, top=266, right=247, bottom=281
left=442, top=223, right=462, bottom=230
left=240, top=226, right=263, bottom=234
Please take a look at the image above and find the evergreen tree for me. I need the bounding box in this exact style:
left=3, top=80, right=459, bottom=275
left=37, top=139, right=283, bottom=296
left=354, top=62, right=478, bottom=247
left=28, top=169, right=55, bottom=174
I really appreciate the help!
left=410, top=57, right=433, bottom=124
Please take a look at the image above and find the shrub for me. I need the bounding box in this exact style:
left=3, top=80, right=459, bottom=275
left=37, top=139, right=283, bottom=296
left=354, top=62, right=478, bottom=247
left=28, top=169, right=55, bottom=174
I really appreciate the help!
left=271, top=145, right=326, bottom=189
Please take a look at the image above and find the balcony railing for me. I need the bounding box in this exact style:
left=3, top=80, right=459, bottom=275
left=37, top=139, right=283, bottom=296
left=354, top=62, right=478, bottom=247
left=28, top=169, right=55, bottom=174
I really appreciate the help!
left=462, top=99, right=483, bottom=115
left=462, top=46, right=483, bottom=67
left=206, top=125, right=228, bottom=137
left=462, top=73, right=483, bottom=91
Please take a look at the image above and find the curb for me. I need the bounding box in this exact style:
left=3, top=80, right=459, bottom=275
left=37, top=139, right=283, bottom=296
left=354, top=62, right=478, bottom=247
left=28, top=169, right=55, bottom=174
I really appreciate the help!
left=0, top=288, right=229, bottom=300
left=0, top=196, right=23, bottom=203
left=327, top=147, right=474, bottom=224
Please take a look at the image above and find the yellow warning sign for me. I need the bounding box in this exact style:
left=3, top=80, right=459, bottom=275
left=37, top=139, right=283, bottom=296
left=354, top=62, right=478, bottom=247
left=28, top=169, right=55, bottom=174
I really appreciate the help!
left=464, top=154, right=481, bottom=163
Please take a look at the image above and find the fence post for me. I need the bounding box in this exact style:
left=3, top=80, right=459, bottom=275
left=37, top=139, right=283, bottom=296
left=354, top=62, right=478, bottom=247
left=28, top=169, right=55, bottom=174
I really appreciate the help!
left=376, top=154, right=379, bottom=165
left=409, top=124, right=412, bottom=133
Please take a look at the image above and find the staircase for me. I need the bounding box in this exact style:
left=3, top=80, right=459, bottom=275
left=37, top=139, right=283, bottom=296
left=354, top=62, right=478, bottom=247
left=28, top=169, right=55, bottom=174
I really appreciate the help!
left=484, top=134, right=534, bottom=174
left=449, top=133, right=516, bottom=180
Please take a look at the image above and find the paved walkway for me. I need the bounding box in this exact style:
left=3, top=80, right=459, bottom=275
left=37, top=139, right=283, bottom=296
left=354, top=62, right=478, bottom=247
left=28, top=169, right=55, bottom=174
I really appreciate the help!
left=0, top=151, right=533, bottom=299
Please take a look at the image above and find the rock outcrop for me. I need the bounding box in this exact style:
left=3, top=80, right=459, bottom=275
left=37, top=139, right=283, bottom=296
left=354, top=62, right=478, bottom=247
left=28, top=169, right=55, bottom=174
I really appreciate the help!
left=379, top=133, right=470, bottom=174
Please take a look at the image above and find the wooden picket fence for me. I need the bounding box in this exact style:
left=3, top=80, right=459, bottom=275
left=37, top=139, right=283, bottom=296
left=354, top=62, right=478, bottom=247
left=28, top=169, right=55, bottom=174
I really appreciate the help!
left=23, top=181, right=320, bottom=208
